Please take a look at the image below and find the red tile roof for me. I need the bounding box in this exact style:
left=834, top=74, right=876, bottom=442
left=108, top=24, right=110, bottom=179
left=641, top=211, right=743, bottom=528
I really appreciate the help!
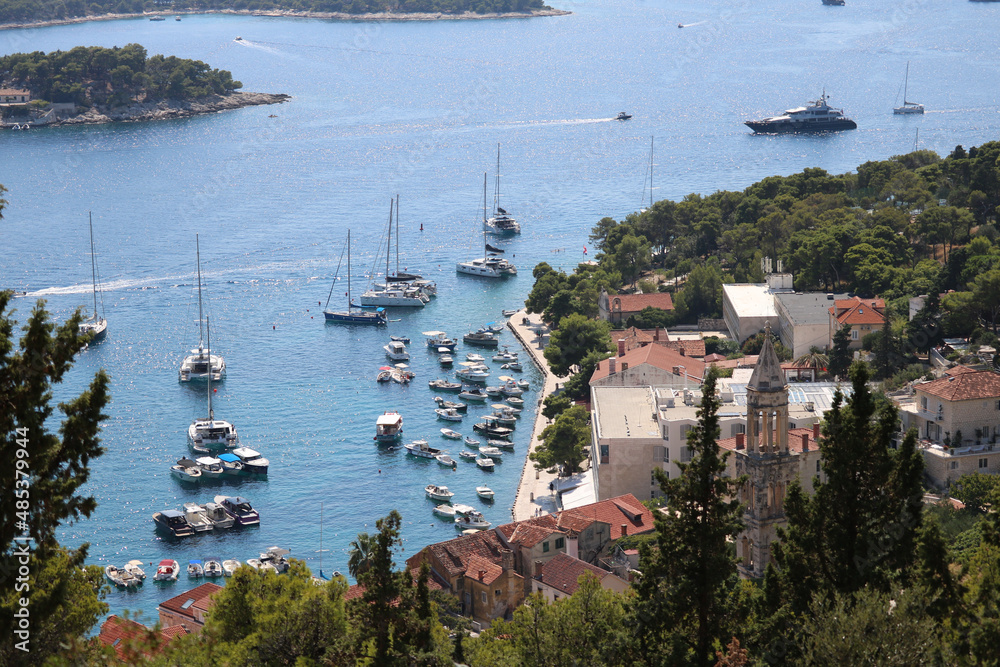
left=918, top=370, right=1000, bottom=401
left=405, top=529, right=512, bottom=579
left=591, top=344, right=706, bottom=384
left=157, top=583, right=222, bottom=621
left=830, top=296, right=886, bottom=326
left=535, top=553, right=612, bottom=595
left=465, top=554, right=504, bottom=585
left=616, top=328, right=706, bottom=357
left=704, top=353, right=726, bottom=363
left=559, top=494, right=655, bottom=540
left=718, top=427, right=819, bottom=454
left=159, top=625, right=190, bottom=640
left=505, top=521, right=565, bottom=549
left=606, top=292, right=674, bottom=314
left=98, top=615, right=186, bottom=660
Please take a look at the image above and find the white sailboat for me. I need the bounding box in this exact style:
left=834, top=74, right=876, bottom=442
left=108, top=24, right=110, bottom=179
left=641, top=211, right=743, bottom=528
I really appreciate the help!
left=360, top=196, right=429, bottom=308
left=324, top=230, right=388, bottom=325
left=78, top=212, right=108, bottom=340
left=457, top=173, right=518, bottom=278
left=188, top=316, right=238, bottom=451
left=484, top=143, right=520, bottom=234
left=894, top=62, right=924, bottom=115
left=179, top=235, right=226, bottom=381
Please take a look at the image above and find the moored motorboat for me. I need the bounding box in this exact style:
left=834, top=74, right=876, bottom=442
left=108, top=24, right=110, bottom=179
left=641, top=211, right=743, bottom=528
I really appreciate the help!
left=390, top=335, right=411, bottom=344
left=153, top=510, right=194, bottom=537
left=466, top=353, right=485, bottom=362
left=488, top=439, right=513, bottom=449
left=124, top=560, right=147, bottom=580
left=215, top=495, right=260, bottom=525
left=458, top=387, right=488, bottom=402
left=517, top=379, right=530, bottom=389
left=182, top=502, right=214, bottom=532
left=464, top=436, right=481, bottom=448
left=436, top=453, right=457, bottom=466
left=384, top=340, right=410, bottom=361
left=188, top=560, right=204, bottom=578
left=506, top=396, right=524, bottom=407
left=424, top=331, right=458, bottom=350
left=154, top=559, right=180, bottom=581
left=501, top=309, right=519, bottom=317
left=479, top=445, right=503, bottom=458
left=455, top=510, right=491, bottom=529
left=501, top=362, right=523, bottom=372
left=203, top=501, right=235, bottom=529
left=452, top=503, right=476, bottom=516
left=493, top=348, right=518, bottom=363
left=377, top=369, right=393, bottom=383
left=425, top=484, right=455, bottom=501
left=455, top=363, right=490, bottom=383
left=222, top=559, right=241, bottom=576
left=232, top=447, right=269, bottom=474
left=203, top=557, right=223, bottom=578
left=260, top=546, right=291, bottom=573
left=405, top=439, right=443, bottom=458
left=106, top=564, right=140, bottom=588
left=429, top=378, right=463, bottom=392
left=433, top=504, right=457, bottom=517
left=477, top=485, right=495, bottom=500
left=473, top=421, right=513, bottom=440
left=463, top=330, right=500, bottom=347
left=435, top=407, right=464, bottom=422
left=476, top=456, right=495, bottom=470
left=170, top=458, right=202, bottom=483
left=374, top=411, right=404, bottom=443
left=439, top=354, right=453, bottom=366
left=434, top=397, right=468, bottom=412
left=485, top=386, right=502, bottom=397
left=440, top=428, right=462, bottom=440
left=217, top=452, right=245, bottom=476
left=196, top=456, right=226, bottom=480
left=459, top=450, right=477, bottom=460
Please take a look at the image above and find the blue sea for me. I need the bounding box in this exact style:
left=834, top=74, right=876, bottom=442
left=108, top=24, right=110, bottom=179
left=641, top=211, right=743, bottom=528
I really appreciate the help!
left=2, top=0, right=999, bottom=623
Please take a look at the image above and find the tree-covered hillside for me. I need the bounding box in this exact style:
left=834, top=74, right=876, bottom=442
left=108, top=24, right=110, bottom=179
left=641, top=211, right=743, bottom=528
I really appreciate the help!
left=0, top=44, right=242, bottom=106
left=0, top=0, right=551, bottom=23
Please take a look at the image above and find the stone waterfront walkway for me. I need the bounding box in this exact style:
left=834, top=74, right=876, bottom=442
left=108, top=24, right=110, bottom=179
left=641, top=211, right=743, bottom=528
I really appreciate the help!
left=507, top=310, right=563, bottom=522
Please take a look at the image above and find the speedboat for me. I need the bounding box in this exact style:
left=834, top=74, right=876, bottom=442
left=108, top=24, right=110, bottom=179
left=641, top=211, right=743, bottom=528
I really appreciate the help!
left=464, top=436, right=481, bottom=448
left=375, top=411, right=404, bottom=443
left=405, top=440, right=443, bottom=459
left=455, top=510, right=491, bottom=529
left=506, top=396, right=524, bottom=407
left=459, top=450, right=477, bottom=460
left=222, top=559, right=242, bottom=576
left=260, top=546, right=291, bottom=573
left=439, top=354, right=454, bottom=366
left=390, top=335, right=411, bottom=344
left=154, top=559, right=180, bottom=581
left=485, top=386, right=502, bottom=397
left=477, top=486, right=495, bottom=500
left=196, top=456, right=226, bottom=480
left=429, top=378, right=462, bottom=392
left=170, top=458, right=202, bottom=483
left=124, top=560, right=147, bottom=580
left=182, top=503, right=214, bottom=532
left=232, top=447, right=269, bottom=474
left=424, top=331, right=458, bottom=350
left=188, top=560, right=204, bottom=578
left=479, top=446, right=503, bottom=458
left=458, top=387, right=488, bottom=402
left=434, top=397, right=468, bottom=412
left=616, top=111, right=632, bottom=120
left=517, top=379, right=530, bottom=389
left=215, top=495, right=260, bottom=526
left=500, top=382, right=523, bottom=397
left=466, top=353, right=485, bottom=362
left=440, top=428, right=462, bottom=440
left=455, top=364, right=490, bottom=383
left=501, top=309, right=519, bottom=317
left=463, top=330, right=499, bottom=347
left=203, top=557, right=224, bottom=578
left=501, top=362, right=523, bottom=372
left=216, top=452, right=245, bottom=475
left=203, top=502, right=235, bottom=529
left=152, top=510, right=194, bottom=537
left=745, top=91, right=857, bottom=133
left=476, top=456, right=495, bottom=470
left=425, top=484, right=455, bottom=501
left=106, top=564, right=140, bottom=588
left=384, top=341, right=410, bottom=361
left=433, top=504, right=457, bottom=517
left=435, top=408, right=464, bottom=422
left=436, top=453, right=457, bottom=466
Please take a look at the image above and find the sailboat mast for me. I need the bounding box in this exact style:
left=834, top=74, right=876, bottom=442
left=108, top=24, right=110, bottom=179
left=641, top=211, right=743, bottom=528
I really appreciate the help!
left=395, top=194, right=400, bottom=275
left=495, top=143, right=501, bottom=215
left=319, top=501, right=324, bottom=578
left=347, top=230, right=352, bottom=309
left=649, top=136, right=654, bottom=209
left=483, top=172, right=488, bottom=224
left=89, top=211, right=98, bottom=318
left=386, top=199, right=393, bottom=280
left=206, top=315, right=213, bottom=419
left=903, top=61, right=909, bottom=103
left=196, top=234, right=204, bottom=348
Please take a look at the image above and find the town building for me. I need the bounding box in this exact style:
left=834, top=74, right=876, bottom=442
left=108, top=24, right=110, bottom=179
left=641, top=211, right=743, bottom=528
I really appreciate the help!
left=97, top=615, right=188, bottom=661
left=896, top=368, right=1000, bottom=488
left=0, top=88, right=30, bottom=104
left=598, top=287, right=674, bottom=325
left=156, top=582, right=222, bottom=634
left=614, top=326, right=707, bottom=358
left=774, top=291, right=849, bottom=358
left=829, top=296, right=886, bottom=349
left=590, top=341, right=706, bottom=389
left=532, top=553, right=629, bottom=603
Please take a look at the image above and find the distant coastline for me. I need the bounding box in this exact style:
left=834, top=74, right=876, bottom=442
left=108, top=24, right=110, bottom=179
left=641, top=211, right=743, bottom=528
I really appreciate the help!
left=43, top=91, right=289, bottom=127
left=0, top=7, right=571, bottom=31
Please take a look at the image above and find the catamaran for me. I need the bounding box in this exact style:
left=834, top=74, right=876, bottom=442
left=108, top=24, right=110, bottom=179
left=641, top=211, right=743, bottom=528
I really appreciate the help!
left=483, top=143, right=520, bottom=235
left=457, top=173, right=518, bottom=278
left=179, top=235, right=226, bottom=381
left=187, top=316, right=238, bottom=451
left=361, top=196, right=430, bottom=308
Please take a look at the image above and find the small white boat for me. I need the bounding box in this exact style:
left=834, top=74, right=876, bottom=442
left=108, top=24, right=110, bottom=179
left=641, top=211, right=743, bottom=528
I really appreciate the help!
left=203, top=557, right=223, bottom=578
left=466, top=353, right=485, bottom=362
left=259, top=546, right=291, bottom=573
left=384, top=340, right=410, bottom=361
left=464, top=436, right=481, bottom=448
left=476, top=456, right=495, bottom=470
left=459, top=450, right=477, bottom=460
left=216, top=453, right=245, bottom=475
left=440, top=428, right=462, bottom=440
left=452, top=503, right=476, bottom=516
left=124, top=560, right=147, bottom=580
left=479, top=446, right=503, bottom=458
left=434, top=397, right=468, bottom=412
left=458, top=388, right=488, bottom=402
left=439, top=354, right=454, bottom=366
left=433, top=504, right=457, bottom=517
left=202, top=502, right=236, bottom=529
left=485, top=386, right=503, bottom=397
left=390, top=335, right=411, bottom=344
left=435, top=408, right=464, bottom=422
left=501, top=362, right=523, bottom=372
left=196, top=456, right=226, bottom=480
left=222, top=559, right=241, bottom=576
left=436, top=453, right=457, bottom=467
left=183, top=502, right=215, bottom=532
left=154, top=559, right=180, bottom=581
left=493, top=348, right=518, bottom=362
left=477, top=485, right=495, bottom=500
left=455, top=510, right=491, bottom=529
left=506, top=396, right=524, bottom=407
left=246, top=558, right=264, bottom=571
left=170, top=458, right=202, bottom=483
left=455, top=365, right=490, bottom=383
left=377, top=369, right=393, bottom=383
left=188, top=560, right=204, bottom=578
left=405, top=440, right=443, bottom=458
left=426, top=484, right=455, bottom=501
left=489, top=439, right=515, bottom=450
left=429, top=378, right=463, bottom=392
left=106, top=564, right=140, bottom=588
left=232, top=447, right=269, bottom=475
left=517, top=379, right=530, bottom=389
left=500, top=382, right=524, bottom=397
left=502, top=309, right=519, bottom=317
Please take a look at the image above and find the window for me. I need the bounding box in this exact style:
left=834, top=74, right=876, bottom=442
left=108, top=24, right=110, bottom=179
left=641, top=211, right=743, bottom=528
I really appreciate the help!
left=922, top=396, right=928, bottom=410
left=542, top=541, right=550, bottom=553
left=653, top=445, right=668, bottom=462
left=851, top=329, right=859, bottom=340
left=495, top=589, right=501, bottom=597
left=555, top=537, right=565, bottom=549
left=680, top=446, right=693, bottom=462
left=816, top=460, right=821, bottom=473
left=662, top=426, right=669, bottom=440
left=980, top=458, right=989, bottom=469
left=599, top=445, right=609, bottom=465
left=950, top=461, right=959, bottom=470
left=481, top=592, right=487, bottom=604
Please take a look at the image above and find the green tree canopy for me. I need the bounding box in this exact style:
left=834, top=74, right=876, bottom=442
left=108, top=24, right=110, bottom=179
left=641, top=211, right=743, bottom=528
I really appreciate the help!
left=543, top=313, right=613, bottom=377
left=531, top=404, right=590, bottom=474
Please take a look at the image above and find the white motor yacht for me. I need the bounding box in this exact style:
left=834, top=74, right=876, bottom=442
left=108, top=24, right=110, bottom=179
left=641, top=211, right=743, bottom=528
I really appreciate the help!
left=222, top=559, right=242, bottom=576
left=170, top=458, right=202, bottom=483
left=384, top=340, right=410, bottom=361
left=203, top=557, right=224, bottom=578
left=232, top=447, right=269, bottom=474
left=477, top=486, right=495, bottom=500
left=124, top=560, right=147, bottom=580
left=260, top=546, right=291, bottom=573
left=196, top=456, right=226, bottom=480
left=454, top=510, right=491, bottom=529
left=479, top=446, right=503, bottom=458
left=202, top=501, right=235, bottom=529
left=425, top=484, right=455, bottom=501
left=405, top=440, right=442, bottom=459
left=476, top=456, right=495, bottom=470
left=183, top=502, right=214, bottom=532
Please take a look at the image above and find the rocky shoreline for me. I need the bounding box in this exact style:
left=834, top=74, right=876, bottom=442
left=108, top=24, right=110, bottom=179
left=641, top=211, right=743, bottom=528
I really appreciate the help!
left=49, top=91, right=289, bottom=126
left=0, top=7, right=570, bottom=31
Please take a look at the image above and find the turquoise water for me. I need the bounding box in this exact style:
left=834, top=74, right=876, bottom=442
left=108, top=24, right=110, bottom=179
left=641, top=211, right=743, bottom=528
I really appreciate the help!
left=2, top=0, right=999, bottom=622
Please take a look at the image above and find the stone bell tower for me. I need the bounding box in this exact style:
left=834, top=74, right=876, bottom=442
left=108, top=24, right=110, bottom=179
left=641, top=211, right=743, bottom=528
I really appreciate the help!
left=734, top=323, right=800, bottom=578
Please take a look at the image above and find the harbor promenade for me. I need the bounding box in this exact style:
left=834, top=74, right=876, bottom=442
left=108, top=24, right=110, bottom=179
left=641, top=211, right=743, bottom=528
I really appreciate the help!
left=507, top=310, right=563, bottom=521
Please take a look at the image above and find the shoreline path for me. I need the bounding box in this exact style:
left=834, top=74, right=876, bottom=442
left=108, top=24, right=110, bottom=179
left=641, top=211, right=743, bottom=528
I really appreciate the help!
left=507, top=310, right=564, bottom=522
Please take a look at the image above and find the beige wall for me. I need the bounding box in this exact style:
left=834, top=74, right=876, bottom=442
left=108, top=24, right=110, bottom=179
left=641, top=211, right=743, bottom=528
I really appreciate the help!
left=466, top=571, right=524, bottom=626
left=907, top=390, right=1000, bottom=446
left=922, top=446, right=1000, bottom=488
left=532, top=572, right=629, bottom=603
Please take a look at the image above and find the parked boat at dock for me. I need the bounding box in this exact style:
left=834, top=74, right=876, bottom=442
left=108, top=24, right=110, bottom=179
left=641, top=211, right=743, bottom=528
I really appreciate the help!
left=154, top=559, right=180, bottom=581
left=152, top=510, right=194, bottom=537
left=215, top=495, right=260, bottom=526
left=375, top=411, right=404, bottom=443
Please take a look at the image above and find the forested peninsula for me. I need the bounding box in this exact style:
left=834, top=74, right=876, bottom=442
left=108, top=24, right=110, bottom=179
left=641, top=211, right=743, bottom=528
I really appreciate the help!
left=0, top=44, right=288, bottom=126
left=0, top=0, right=565, bottom=28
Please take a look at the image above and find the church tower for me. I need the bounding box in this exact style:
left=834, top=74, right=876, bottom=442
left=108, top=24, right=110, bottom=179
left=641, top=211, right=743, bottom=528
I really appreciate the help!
left=734, top=323, right=800, bottom=578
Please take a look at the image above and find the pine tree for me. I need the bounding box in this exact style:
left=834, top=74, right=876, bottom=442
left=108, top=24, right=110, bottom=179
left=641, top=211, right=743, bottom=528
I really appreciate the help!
left=631, top=369, right=745, bottom=667
left=828, top=323, right=853, bottom=379
left=770, top=362, right=925, bottom=613
left=874, top=314, right=895, bottom=381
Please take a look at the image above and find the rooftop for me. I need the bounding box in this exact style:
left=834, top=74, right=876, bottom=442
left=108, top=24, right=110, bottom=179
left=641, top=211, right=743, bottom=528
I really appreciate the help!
left=775, top=291, right=850, bottom=325
left=592, top=387, right=661, bottom=439
left=536, top=553, right=616, bottom=595
left=157, top=582, right=222, bottom=621
left=591, top=344, right=706, bottom=384
left=830, top=296, right=887, bottom=326
left=605, top=291, right=674, bottom=313
left=559, top=494, right=655, bottom=540
left=917, top=370, right=1000, bottom=401
left=98, top=616, right=187, bottom=660
left=465, top=554, right=504, bottom=585
left=722, top=283, right=778, bottom=319
left=405, top=529, right=512, bottom=579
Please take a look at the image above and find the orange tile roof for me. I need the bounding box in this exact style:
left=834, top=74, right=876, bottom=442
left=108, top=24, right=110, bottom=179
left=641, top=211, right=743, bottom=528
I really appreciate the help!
left=406, top=530, right=512, bottom=579
left=718, top=427, right=819, bottom=454
left=157, top=583, right=222, bottom=621
left=159, top=625, right=190, bottom=640
left=98, top=615, right=186, bottom=660
left=591, top=344, right=706, bottom=384
left=607, top=292, right=674, bottom=314
left=830, top=296, right=886, bottom=326
left=918, top=370, right=1000, bottom=401
left=465, top=554, right=504, bottom=585
left=535, top=553, right=613, bottom=595
left=506, top=521, right=566, bottom=549
left=559, top=494, right=655, bottom=540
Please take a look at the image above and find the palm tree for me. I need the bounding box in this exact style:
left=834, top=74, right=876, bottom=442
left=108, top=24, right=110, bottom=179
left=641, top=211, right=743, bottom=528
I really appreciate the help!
left=794, top=347, right=830, bottom=379
left=347, top=531, right=376, bottom=579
